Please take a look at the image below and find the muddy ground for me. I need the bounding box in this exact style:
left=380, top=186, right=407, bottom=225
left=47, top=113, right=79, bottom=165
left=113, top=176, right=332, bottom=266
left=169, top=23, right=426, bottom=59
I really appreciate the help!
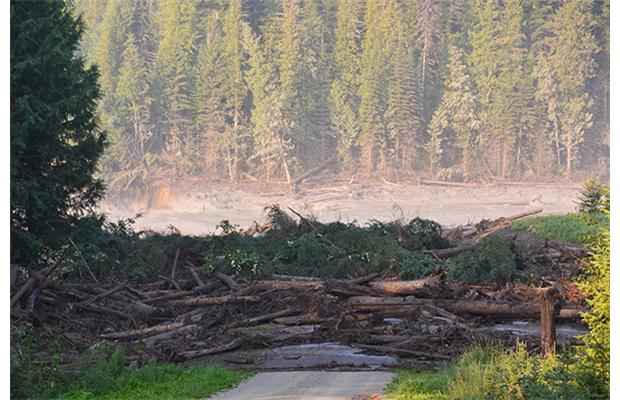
left=101, top=180, right=581, bottom=235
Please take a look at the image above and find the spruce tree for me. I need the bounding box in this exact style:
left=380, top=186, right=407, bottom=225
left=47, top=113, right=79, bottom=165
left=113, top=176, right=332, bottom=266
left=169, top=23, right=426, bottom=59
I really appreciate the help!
left=534, top=0, right=598, bottom=178
left=11, top=0, right=107, bottom=265
left=330, top=0, right=363, bottom=172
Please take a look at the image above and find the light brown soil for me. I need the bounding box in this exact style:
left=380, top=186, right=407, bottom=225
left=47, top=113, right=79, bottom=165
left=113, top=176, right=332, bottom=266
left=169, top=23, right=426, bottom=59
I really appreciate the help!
left=101, top=180, right=581, bottom=235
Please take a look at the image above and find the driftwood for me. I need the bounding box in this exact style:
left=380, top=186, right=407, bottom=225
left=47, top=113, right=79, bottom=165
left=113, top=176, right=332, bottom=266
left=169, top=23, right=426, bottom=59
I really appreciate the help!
left=214, top=271, right=239, bottom=290
left=143, top=281, right=220, bottom=303
left=251, top=280, right=327, bottom=291
left=369, top=275, right=444, bottom=297
left=242, top=307, right=301, bottom=326
left=178, top=337, right=247, bottom=360
left=290, top=154, right=337, bottom=186
left=169, top=295, right=260, bottom=307
left=357, top=343, right=451, bottom=360
left=101, top=321, right=185, bottom=340
left=185, top=262, right=204, bottom=286
left=143, top=325, right=202, bottom=348
left=274, top=314, right=333, bottom=325
left=11, top=277, right=39, bottom=307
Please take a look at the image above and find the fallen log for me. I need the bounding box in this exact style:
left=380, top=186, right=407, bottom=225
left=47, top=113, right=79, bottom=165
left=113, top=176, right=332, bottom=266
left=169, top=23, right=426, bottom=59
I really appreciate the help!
left=214, top=271, right=239, bottom=290
left=291, top=154, right=337, bottom=186
left=273, top=314, right=333, bottom=325
left=74, top=303, right=133, bottom=320
left=241, top=307, right=301, bottom=326
left=426, top=244, right=476, bottom=259
left=368, top=274, right=445, bottom=297
left=101, top=322, right=185, bottom=340
left=143, top=325, right=202, bottom=348
left=185, top=262, right=204, bottom=286
left=11, top=276, right=39, bottom=307
left=142, top=280, right=220, bottom=304
left=169, top=295, right=260, bottom=307
left=251, top=280, right=327, bottom=291
left=356, top=343, right=451, bottom=360
left=178, top=337, right=246, bottom=360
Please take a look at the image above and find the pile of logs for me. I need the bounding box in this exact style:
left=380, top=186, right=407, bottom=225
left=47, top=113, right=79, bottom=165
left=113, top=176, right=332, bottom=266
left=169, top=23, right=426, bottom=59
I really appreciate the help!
left=10, top=262, right=585, bottom=367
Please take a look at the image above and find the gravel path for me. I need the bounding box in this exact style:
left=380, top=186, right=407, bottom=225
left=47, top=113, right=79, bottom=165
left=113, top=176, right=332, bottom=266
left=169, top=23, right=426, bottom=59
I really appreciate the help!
left=207, top=371, right=394, bottom=400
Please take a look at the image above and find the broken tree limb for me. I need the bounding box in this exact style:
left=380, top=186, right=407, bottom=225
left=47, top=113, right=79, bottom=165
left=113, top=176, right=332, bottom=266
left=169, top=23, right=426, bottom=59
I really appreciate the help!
left=69, top=238, right=99, bottom=284
left=170, top=248, right=180, bottom=282
left=251, top=280, right=327, bottom=291
left=101, top=321, right=185, bottom=340
left=142, top=280, right=220, bottom=304
left=214, top=271, right=239, bottom=290
left=356, top=343, right=451, bottom=360
left=368, top=274, right=445, bottom=297
left=169, top=295, right=260, bottom=307
left=185, top=262, right=204, bottom=286
left=242, top=307, right=301, bottom=326
left=11, top=276, right=39, bottom=307
left=143, top=325, right=202, bottom=348
left=178, top=337, right=246, bottom=360
left=425, top=244, right=477, bottom=259
left=74, top=302, right=133, bottom=320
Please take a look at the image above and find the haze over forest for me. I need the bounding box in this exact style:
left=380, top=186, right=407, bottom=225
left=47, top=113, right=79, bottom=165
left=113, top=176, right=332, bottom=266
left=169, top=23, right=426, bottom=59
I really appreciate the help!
left=73, top=0, right=610, bottom=195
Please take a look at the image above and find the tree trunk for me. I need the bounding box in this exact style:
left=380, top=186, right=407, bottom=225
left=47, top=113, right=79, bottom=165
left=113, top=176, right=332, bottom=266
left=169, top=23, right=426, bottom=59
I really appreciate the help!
left=540, top=288, right=560, bottom=357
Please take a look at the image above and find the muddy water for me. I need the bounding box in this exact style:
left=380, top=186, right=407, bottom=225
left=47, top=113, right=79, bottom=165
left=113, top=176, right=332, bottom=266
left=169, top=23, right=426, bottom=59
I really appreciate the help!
left=258, top=343, right=397, bottom=370
left=102, top=182, right=580, bottom=235
left=487, top=321, right=588, bottom=345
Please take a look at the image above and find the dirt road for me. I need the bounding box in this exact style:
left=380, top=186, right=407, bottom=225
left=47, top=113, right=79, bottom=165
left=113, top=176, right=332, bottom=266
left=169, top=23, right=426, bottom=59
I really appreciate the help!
left=103, top=181, right=581, bottom=235
left=208, top=371, right=394, bottom=400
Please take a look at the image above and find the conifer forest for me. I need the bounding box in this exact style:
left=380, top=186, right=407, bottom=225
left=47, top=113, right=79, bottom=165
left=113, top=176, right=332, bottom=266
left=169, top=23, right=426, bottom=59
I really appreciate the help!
left=73, top=0, right=609, bottom=193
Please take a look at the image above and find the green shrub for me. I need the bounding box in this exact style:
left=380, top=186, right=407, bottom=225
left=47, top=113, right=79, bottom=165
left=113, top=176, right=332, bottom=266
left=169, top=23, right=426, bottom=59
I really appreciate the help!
left=575, top=212, right=610, bottom=392
left=10, top=326, right=69, bottom=399
left=577, top=179, right=610, bottom=215
left=445, top=236, right=520, bottom=284
left=511, top=214, right=599, bottom=244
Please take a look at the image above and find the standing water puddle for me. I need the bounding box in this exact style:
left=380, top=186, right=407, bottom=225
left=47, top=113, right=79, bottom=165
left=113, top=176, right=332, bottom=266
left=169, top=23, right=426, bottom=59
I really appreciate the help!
left=258, top=343, right=397, bottom=370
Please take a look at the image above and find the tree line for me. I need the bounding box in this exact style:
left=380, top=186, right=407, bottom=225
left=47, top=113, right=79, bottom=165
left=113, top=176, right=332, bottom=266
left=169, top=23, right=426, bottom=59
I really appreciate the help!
left=73, top=0, right=609, bottom=191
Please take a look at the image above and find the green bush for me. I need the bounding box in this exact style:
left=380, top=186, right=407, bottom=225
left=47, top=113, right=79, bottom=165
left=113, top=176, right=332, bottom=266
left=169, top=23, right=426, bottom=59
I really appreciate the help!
left=511, top=214, right=599, bottom=244
left=445, top=236, right=521, bottom=284
left=388, top=346, right=605, bottom=400
left=577, top=179, right=610, bottom=215
left=575, top=212, right=610, bottom=391
left=10, top=326, right=69, bottom=399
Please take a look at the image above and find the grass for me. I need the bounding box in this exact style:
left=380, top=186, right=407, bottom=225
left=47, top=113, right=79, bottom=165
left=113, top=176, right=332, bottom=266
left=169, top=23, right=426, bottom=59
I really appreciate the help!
left=511, top=214, right=600, bottom=244
left=57, top=363, right=252, bottom=400
left=385, top=345, right=606, bottom=400
left=385, top=369, right=448, bottom=400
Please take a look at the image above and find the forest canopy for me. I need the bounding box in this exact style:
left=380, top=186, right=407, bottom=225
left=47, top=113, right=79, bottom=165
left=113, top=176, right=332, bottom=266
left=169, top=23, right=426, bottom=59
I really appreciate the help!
left=73, top=0, right=610, bottom=193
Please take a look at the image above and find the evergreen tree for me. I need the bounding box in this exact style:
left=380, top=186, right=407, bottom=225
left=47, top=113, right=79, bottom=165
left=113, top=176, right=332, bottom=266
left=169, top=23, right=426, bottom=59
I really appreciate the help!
left=330, top=0, right=363, bottom=172
left=153, top=0, right=198, bottom=173
left=195, top=14, right=227, bottom=175
left=386, top=15, right=422, bottom=172
left=358, top=0, right=394, bottom=173
left=11, top=0, right=107, bottom=265
left=112, top=35, right=153, bottom=190
left=534, top=0, right=598, bottom=178
left=430, top=45, right=480, bottom=180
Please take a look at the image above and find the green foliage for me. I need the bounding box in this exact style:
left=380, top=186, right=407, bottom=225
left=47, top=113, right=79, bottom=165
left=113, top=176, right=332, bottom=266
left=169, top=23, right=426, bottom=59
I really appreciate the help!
left=577, top=178, right=610, bottom=214
left=11, top=326, right=69, bottom=399
left=11, top=0, right=107, bottom=266
left=386, top=369, right=449, bottom=400
left=66, top=0, right=609, bottom=183
left=511, top=214, right=600, bottom=244
left=387, top=346, right=606, bottom=400
left=575, top=212, right=609, bottom=391
left=57, top=347, right=251, bottom=400
left=446, top=235, right=520, bottom=284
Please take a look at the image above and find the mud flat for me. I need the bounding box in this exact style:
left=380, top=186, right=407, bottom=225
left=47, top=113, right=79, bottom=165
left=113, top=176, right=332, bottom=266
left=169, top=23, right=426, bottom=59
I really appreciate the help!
left=102, top=181, right=580, bottom=235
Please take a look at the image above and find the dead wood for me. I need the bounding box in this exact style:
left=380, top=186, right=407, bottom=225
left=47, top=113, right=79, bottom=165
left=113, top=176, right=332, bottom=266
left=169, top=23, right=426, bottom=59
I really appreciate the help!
left=242, top=307, right=301, bottom=326
left=101, top=322, right=185, bottom=340
left=273, top=314, right=333, bottom=325
left=69, top=238, right=99, bottom=284
left=356, top=343, right=451, bottom=360
left=290, top=154, right=337, bottom=186
left=178, top=337, right=246, bottom=360
left=142, top=281, right=220, bottom=304
left=214, top=271, right=239, bottom=290
left=11, top=276, right=39, bottom=307
left=170, top=248, right=180, bottom=282
left=74, top=302, right=133, bottom=319
left=368, top=274, right=445, bottom=297
left=185, top=262, right=204, bottom=286
left=143, top=325, right=202, bottom=348
left=251, top=280, right=327, bottom=291
left=169, top=295, right=260, bottom=307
